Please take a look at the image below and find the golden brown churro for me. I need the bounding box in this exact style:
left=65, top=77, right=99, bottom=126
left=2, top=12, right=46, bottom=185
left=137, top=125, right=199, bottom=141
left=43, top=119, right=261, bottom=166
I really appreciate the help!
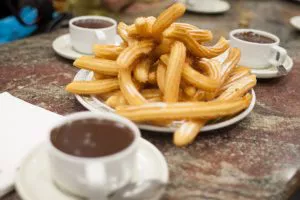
left=219, top=48, right=242, bottom=84
left=133, top=58, right=151, bottom=83
left=173, top=120, right=206, bottom=146
left=216, top=75, right=256, bottom=101
left=117, top=22, right=130, bottom=43
left=117, top=95, right=252, bottom=122
left=164, top=26, right=229, bottom=58
left=117, top=40, right=154, bottom=68
left=74, top=56, right=121, bottom=75
left=119, top=66, right=147, bottom=105
left=172, top=23, right=213, bottom=42
left=222, top=66, right=251, bottom=88
left=164, top=41, right=186, bottom=102
left=93, top=45, right=124, bottom=60
left=182, top=63, right=220, bottom=92
left=153, top=38, right=173, bottom=57
left=66, top=79, right=119, bottom=95
left=156, top=63, right=166, bottom=93
left=152, top=3, right=186, bottom=40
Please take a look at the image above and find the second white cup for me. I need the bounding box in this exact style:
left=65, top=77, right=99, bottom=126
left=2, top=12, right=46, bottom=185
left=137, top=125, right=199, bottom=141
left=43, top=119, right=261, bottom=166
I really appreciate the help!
left=229, top=29, right=287, bottom=69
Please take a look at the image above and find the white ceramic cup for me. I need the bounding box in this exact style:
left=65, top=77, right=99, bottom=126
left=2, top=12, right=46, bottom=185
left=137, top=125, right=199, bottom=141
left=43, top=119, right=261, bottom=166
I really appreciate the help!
left=69, top=16, right=117, bottom=54
left=47, top=112, right=141, bottom=199
left=229, top=29, right=287, bottom=69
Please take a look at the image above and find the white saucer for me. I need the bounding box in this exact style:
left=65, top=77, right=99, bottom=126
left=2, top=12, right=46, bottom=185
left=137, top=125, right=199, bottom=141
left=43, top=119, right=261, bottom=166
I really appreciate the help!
left=186, top=0, right=230, bottom=14
left=52, top=34, right=122, bottom=60
left=15, top=139, right=168, bottom=200
left=72, top=69, right=256, bottom=133
left=52, top=34, right=88, bottom=60
left=250, top=56, right=293, bottom=78
left=290, top=16, right=300, bottom=31
left=214, top=49, right=294, bottom=79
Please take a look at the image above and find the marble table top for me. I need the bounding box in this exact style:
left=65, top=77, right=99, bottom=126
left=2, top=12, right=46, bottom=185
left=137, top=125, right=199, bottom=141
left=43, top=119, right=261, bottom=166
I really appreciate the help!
left=1, top=0, right=300, bottom=199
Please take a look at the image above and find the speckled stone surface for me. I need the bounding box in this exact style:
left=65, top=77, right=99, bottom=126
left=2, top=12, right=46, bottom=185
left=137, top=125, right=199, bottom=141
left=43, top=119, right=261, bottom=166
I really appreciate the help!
left=1, top=0, right=300, bottom=199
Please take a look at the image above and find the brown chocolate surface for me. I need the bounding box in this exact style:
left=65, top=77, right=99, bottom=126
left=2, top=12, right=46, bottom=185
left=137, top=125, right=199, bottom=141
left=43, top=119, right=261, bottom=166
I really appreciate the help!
left=51, top=119, right=133, bottom=157
left=234, top=31, right=276, bottom=44
left=1, top=0, right=300, bottom=199
left=73, top=19, right=113, bottom=29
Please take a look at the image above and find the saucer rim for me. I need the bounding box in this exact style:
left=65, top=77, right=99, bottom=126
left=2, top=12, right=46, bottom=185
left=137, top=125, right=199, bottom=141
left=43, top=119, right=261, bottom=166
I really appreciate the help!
left=52, top=34, right=122, bottom=60
left=186, top=0, right=230, bottom=14
left=214, top=48, right=294, bottom=79
left=15, top=139, right=169, bottom=200
left=52, top=34, right=86, bottom=60
left=251, top=55, right=294, bottom=78
left=290, top=16, right=300, bottom=30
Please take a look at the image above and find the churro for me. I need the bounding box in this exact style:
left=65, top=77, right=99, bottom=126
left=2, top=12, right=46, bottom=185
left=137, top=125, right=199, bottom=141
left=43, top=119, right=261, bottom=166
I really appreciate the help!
left=119, top=66, right=147, bottom=105
left=219, top=48, right=242, bottom=84
left=117, top=40, right=154, bottom=68
left=222, top=66, right=251, bottom=88
left=156, top=62, right=166, bottom=93
left=164, top=26, right=229, bottom=58
left=74, top=56, right=121, bottom=75
left=66, top=79, right=119, bottom=95
left=216, top=75, right=256, bottom=101
left=93, top=45, right=124, bottom=60
left=182, top=63, right=220, bottom=92
left=133, top=58, right=151, bottom=83
left=152, top=3, right=186, bottom=40
left=164, top=41, right=186, bottom=102
left=117, top=95, right=252, bottom=122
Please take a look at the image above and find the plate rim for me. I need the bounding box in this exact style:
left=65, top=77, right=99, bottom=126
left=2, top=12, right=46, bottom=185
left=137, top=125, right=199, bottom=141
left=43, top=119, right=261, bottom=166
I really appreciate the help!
left=186, top=0, right=230, bottom=14
left=15, top=139, right=169, bottom=200
left=73, top=69, right=256, bottom=133
left=290, top=16, right=300, bottom=30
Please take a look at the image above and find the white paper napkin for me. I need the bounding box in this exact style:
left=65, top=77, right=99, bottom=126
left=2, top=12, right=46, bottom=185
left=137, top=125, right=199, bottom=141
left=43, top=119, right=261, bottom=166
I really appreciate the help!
left=0, top=92, right=62, bottom=197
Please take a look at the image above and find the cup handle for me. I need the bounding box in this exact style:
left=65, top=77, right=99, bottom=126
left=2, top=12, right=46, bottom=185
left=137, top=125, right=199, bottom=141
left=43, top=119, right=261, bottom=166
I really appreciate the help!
left=268, top=45, right=287, bottom=66
left=95, top=30, right=107, bottom=44
left=85, top=162, right=108, bottom=200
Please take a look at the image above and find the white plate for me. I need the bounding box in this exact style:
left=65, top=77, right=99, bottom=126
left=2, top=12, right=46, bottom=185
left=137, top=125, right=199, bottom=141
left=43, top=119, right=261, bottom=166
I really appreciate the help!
left=214, top=49, right=294, bottom=79
left=15, top=139, right=168, bottom=200
left=52, top=34, right=122, bottom=60
left=290, top=16, right=300, bottom=31
left=186, top=0, right=230, bottom=14
left=73, top=69, right=256, bottom=133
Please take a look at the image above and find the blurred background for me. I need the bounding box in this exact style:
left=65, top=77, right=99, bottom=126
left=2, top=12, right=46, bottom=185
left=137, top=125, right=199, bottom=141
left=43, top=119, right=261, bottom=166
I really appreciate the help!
left=0, top=0, right=299, bottom=44
left=0, top=0, right=174, bottom=44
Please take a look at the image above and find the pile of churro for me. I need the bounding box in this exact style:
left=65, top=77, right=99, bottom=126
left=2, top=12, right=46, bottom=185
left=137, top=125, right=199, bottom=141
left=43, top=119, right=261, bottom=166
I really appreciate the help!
left=66, top=3, right=257, bottom=146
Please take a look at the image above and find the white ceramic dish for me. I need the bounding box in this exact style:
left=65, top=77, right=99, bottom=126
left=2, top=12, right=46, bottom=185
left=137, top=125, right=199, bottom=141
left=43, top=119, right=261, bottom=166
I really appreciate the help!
left=15, top=140, right=168, bottom=200
left=250, top=55, right=293, bottom=78
left=73, top=69, right=256, bottom=133
left=290, top=16, right=300, bottom=31
left=52, top=34, right=87, bottom=60
left=186, top=0, right=230, bottom=14
left=52, top=34, right=122, bottom=60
